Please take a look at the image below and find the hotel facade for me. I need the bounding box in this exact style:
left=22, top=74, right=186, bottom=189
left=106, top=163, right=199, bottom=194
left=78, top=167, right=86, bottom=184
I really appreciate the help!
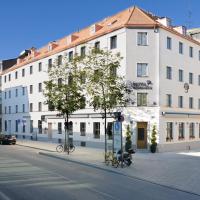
left=1, top=6, right=200, bottom=152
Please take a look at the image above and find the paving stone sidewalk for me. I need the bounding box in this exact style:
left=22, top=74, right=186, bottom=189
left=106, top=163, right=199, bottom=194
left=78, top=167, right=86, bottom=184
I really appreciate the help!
left=16, top=139, right=200, bottom=195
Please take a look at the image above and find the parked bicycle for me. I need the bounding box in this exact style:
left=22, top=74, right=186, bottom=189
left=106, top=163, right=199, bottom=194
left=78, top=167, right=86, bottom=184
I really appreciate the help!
left=56, top=143, right=75, bottom=153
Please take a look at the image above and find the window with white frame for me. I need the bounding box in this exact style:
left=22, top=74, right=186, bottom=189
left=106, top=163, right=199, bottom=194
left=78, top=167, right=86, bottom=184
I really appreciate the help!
left=30, top=120, right=33, bottom=133
left=179, top=42, right=183, bottom=54
left=93, top=122, right=100, bottom=138
left=137, top=93, right=147, bottom=106
left=137, top=63, right=148, bottom=77
left=178, top=69, right=183, bottom=82
left=166, top=94, right=172, bottom=107
left=167, top=37, right=172, bottom=49
left=166, top=122, right=173, bottom=140
left=80, top=122, right=86, bottom=136
left=137, top=32, right=148, bottom=46
left=178, top=96, right=183, bottom=108
left=189, top=97, right=193, bottom=109
left=189, top=123, right=195, bottom=138
left=166, top=66, right=172, bottom=79
left=38, top=62, right=42, bottom=72
left=178, top=122, right=184, bottom=139
left=58, top=122, right=62, bottom=134
left=110, top=35, right=117, bottom=49
left=189, top=46, right=193, bottom=57
left=189, top=72, right=193, bottom=84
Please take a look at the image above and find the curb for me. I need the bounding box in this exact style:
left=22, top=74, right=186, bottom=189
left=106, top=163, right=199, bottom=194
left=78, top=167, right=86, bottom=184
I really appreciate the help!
left=16, top=143, right=56, bottom=153
left=38, top=151, right=124, bottom=175
left=39, top=151, right=200, bottom=198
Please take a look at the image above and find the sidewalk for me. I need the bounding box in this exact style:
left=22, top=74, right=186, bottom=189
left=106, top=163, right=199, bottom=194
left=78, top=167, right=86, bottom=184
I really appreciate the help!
left=17, top=139, right=200, bottom=196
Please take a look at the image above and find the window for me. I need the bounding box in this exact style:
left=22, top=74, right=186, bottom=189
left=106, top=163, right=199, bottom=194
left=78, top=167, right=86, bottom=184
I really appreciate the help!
left=8, top=74, right=11, bottom=81
left=68, top=122, right=73, bottom=136
left=58, top=122, right=62, bottom=134
left=22, top=121, right=26, bottom=133
left=110, top=35, right=117, bottom=49
left=94, top=41, right=100, bottom=50
left=15, top=105, right=18, bottom=113
left=189, top=72, right=193, bottom=84
left=80, top=46, right=86, bottom=57
left=189, top=46, right=193, bottom=57
left=178, top=96, right=183, bottom=108
left=198, top=75, right=200, bottom=85
left=110, top=65, right=117, bottom=77
left=178, top=123, right=184, bottom=139
left=198, top=99, right=200, bottom=109
left=137, top=63, right=148, bottom=77
left=199, top=124, right=200, bottom=138
left=4, top=106, right=7, bottom=114
left=4, top=75, right=6, bottom=83
left=107, top=122, right=113, bottom=140
left=15, top=89, right=18, bottom=97
left=15, top=71, right=18, bottom=79
left=48, top=59, right=52, bottom=71
left=4, top=120, right=7, bottom=132
left=166, top=66, right=172, bottom=79
left=167, top=37, right=172, bottom=49
left=8, top=106, right=11, bottom=114
left=38, top=102, right=42, bottom=112
left=80, top=122, right=86, bottom=136
left=30, top=103, right=33, bottom=112
left=38, top=62, right=42, bottom=72
left=22, top=104, right=25, bottom=112
left=4, top=91, right=7, bottom=99
left=137, top=93, right=147, bottom=106
left=38, top=83, right=42, bottom=92
left=22, top=87, right=25, bottom=95
left=30, top=85, right=33, bottom=94
left=30, top=120, right=33, bottom=133
left=137, top=32, right=148, bottom=46
left=8, top=91, right=11, bottom=98
left=166, top=94, right=172, bottom=107
left=178, top=69, right=183, bottom=82
left=189, top=97, right=193, bottom=109
left=93, top=122, right=100, bottom=138
left=48, top=101, right=55, bottom=111
left=199, top=50, right=200, bottom=61
left=166, top=122, right=173, bottom=141
left=179, top=42, right=183, bottom=54
left=68, top=51, right=73, bottom=61
left=189, top=123, right=195, bottom=138
left=22, top=69, right=25, bottom=77
left=58, top=55, right=63, bottom=65
left=15, top=120, right=18, bottom=132
left=30, top=66, right=33, bottom=74
left=38, top=120, right=42, bottom=134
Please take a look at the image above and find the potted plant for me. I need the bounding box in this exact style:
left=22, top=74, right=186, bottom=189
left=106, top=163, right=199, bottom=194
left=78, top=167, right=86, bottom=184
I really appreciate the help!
left=150, top=125, right=157, bottom=153
left=125, top=125, right=132, bottom=152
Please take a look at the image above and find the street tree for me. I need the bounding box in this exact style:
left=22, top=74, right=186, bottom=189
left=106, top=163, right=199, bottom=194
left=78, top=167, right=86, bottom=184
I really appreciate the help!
left=44, top=55, right=85, bottom=154
left=81, top=48, right=127, bottom=159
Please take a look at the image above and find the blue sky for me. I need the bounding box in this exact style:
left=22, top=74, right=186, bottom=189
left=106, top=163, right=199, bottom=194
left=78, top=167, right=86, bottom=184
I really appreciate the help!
left=0, top=0, right=199, bottom=60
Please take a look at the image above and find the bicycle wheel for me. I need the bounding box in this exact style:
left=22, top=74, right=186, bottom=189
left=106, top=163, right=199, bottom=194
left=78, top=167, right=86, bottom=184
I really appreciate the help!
left=69, top=145, right=75, bottom=153
left=56, top=145, right=63, bottom=153
left=112, top=158, right=119, bottom=168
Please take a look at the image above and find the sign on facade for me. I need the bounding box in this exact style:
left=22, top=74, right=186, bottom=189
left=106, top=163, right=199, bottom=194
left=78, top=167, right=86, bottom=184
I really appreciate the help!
left=113, top=121, right=122, bottom=153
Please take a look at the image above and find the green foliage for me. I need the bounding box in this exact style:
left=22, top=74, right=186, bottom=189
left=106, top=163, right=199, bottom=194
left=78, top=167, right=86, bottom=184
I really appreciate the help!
left=80, top=48, right=126, bottom=113
left=151, top=125, right=157, bottom=145
left=43, top=54, right=85, bottom=115
left=125, top=125, right=132, bottom=152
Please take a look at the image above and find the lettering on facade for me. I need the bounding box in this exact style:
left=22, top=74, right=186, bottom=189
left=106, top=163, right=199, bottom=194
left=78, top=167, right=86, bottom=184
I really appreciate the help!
left=129, top=80, right=153, bottom=90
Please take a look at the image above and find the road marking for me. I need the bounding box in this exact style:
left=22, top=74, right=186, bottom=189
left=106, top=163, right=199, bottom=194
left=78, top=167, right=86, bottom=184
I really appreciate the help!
left=0, top=191, right=11, bottom=200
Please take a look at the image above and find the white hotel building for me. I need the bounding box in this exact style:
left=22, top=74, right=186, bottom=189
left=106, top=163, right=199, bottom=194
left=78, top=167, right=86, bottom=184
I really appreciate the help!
left=1, top=6, right=200, bottom=152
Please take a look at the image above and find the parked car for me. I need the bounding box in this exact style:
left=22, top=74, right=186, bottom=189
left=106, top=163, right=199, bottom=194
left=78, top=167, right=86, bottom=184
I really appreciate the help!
left=0, top=134, right=16, bottom=145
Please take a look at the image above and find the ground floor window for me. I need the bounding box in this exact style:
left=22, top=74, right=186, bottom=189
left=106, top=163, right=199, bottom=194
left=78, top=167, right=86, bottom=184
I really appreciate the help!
left=189, top=123, right=195, bottom=138
left=137, top=93, right=147, bottom=106
left=30, top=120, right=33, bottom=133
left=107, top=122, right=113, bottom=140
left=68, top=122, right=73, bottom=135
left=166, top=122, right=173, bottom=141
left=93, top=122, right=100, bottom=139
left=15, top=120, right=18, bottom=132
left=4, top=120, right=7, bottom=132
left=178, top=122, right=184, bottom=139
left=38, top=120, right=42, bottom=134
left=80, top=122, right=86, bottom=136
left=22, top=124, right=26, bottom=133
left=58, top=122, right=62, bottom=134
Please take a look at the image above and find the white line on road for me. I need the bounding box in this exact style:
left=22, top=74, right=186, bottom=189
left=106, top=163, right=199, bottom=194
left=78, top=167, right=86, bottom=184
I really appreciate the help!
left=0, top=191, right=11, bottom=200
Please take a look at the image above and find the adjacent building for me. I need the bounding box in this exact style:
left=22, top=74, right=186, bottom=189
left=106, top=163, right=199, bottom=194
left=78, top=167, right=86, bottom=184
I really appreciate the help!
left=1, top=6, right=200, bottom=152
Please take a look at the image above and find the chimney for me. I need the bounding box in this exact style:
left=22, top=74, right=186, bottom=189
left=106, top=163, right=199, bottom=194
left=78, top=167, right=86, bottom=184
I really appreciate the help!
left=90, top=24, right=103, bottom=35
left=157, top=17, right=171, bottom=27
left=173, top=26, right=187, bottom=35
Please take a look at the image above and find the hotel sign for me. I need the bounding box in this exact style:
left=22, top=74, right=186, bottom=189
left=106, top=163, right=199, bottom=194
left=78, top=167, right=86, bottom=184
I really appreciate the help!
left=131, top=80, right=153, bottom=90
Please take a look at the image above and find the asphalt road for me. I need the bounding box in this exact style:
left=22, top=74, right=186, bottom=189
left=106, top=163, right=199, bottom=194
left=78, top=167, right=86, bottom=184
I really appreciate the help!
left=0, top=145, right=200, bottom=200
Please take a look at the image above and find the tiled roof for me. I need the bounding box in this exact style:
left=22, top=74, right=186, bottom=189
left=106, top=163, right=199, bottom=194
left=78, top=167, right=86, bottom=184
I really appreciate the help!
left=2, top=6, right=200, bottom=74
